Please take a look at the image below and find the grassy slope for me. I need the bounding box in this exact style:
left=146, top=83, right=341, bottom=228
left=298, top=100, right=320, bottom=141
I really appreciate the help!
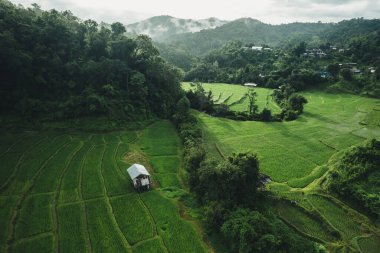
left=189, top=83, right=380, bottom=183
left=186, top=82, right=380, bottom=252
left=0, top=120, right=207, bottom=253
left=182, top=82, right=281, bottom=113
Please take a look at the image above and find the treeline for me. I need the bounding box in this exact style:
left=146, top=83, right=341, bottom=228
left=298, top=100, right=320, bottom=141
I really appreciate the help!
left=328, top=139, right=380, bottom=218
left=182, top=39, right=379, bottom=96
left=172, top=97, right=320, bottom=253
left=0, top=0, right=182, bottom=120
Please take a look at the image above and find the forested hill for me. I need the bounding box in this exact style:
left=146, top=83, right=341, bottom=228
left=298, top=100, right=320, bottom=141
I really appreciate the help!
left=0, top=0, right=182, bottom=121
left=160, top=18, right=380, bottom=56
left=126, top=15, right=228, bottom=41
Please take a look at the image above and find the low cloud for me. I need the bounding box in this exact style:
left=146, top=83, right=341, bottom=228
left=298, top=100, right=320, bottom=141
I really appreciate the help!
left=9, top=0, right=380, bottom=24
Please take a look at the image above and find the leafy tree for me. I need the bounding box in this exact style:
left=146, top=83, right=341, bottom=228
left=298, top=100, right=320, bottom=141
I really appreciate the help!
left=247, top=89, right=258, bottom=115
left=288, top=94, right=308, bottom=113
left=293, top=41, right=307, bottom=57
left=340, top=68, right=353, bottom=81
left=111, top=22, right=126, bottom=38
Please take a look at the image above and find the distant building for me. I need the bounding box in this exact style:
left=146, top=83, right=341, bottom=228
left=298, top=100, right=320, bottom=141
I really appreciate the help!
left=252, top=46, right=263, bottom=51
left=320, top=71, right=331, bottom=78
left=244, top=83, right=258, bottom=87
left=127, top=164, right=151, bottom=190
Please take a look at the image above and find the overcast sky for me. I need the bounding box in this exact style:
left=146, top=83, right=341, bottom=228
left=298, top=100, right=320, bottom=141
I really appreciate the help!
left=10, top=0, right=380, bottom=24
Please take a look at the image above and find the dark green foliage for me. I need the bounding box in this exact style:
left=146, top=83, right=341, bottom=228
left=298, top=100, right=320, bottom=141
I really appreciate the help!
left=196, top=153, right=260, bottom=204
left=288, top=94, right=308, bottom=113
left=185, top=82, right=214, bottom=113
left=340, top=68, right=353, bottom=81
left=221, top=208, right=317, bottom=253
left=272, top=84, right=308, bottom=120
left=293, top=41, right=307, bottom=57
left=328, top=139, right=380, bottom=217
left=0, top=1, right=181, bottom=120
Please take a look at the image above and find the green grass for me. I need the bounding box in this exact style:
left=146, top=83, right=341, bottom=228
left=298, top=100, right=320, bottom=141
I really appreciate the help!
left=0, top=122, right=207, bottom=252
left=32, top=141, right=82, bottom=194
left=133, top=237, right=166, bottom=253
left=307, top=195, right=362, bottom=240
left=81, top=145, right=105, bottom=199
left=287, top=165, right=328, bottom=188
left=141, top=191, right=207, bottom=253
left=154, top=173, right=181, bottom=188
left=12, top=233, right=54, bottom=253
left=110, top=195, right=154, bottom=244
left=0, top=133, right=41, bottom=187
left=86, top=199, right=131, bottom=252
left=59, top=141, right=93, bottom=203
left=0, top=196, right=18, bottom=252
left=139, top=121, right=179, bottom=156
left=358, top=235, right=380, bottom=253
left=15, top=193, right=54, bottom=239
left=4, top=135, right=71, bottom=195
left=275, top=200, right=338, bottom=243
left=102, top=142, right=132, bottom=196
left=182, top=82, right=280, bottom=113
left=150, top=156, right=180, bottom=173
left=193, top=84, right=380, bottom=182
left=58, top=203, right=88, bottom=253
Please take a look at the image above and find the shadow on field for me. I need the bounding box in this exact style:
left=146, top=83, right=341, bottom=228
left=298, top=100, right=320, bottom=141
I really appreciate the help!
left=302, top=111, right=338, bottom=124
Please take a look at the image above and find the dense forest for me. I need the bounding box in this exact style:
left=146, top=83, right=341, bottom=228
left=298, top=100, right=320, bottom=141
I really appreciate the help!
left=0, top=0, right=182, bottom=121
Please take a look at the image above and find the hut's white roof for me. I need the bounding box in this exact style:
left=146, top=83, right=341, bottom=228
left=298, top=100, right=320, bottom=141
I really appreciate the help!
left=127, top=164, right=150, bottom=180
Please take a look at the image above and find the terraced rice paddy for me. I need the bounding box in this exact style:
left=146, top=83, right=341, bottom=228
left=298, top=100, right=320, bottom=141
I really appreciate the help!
left=182, top=82, right=281, bottom=113
left=0, top=120, right=207, bottom=253
left=188, top=83, right=380, bottom=183
left=184, top=82, right=380, bottom=252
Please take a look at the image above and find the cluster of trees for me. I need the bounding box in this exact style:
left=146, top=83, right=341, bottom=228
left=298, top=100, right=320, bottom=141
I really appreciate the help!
left=182, top=41, right=325, bottom=89
left=172, top=96, right=320, bottom=253
left=272, top=84, right=308, bottom=121
left=328, top=139, right=380, bottom=217
left=0, top=1, right=182, bottom=121
left=185, top=82, right=307, bottom=122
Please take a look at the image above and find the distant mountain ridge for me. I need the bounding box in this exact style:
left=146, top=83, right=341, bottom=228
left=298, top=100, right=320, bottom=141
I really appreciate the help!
left=126, top=15, right=228, bottom=40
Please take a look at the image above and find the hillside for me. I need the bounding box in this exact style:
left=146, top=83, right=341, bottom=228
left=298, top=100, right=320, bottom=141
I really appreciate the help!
left=158, top=18, right=380, bottom=56
left=126, top=15, right=228, bottom=41
left=0, top=120, right=208, bottom=253
left=191, top=83, right=380, bottom=252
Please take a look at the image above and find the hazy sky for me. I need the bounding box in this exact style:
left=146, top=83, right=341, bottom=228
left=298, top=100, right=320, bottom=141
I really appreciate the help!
left=10, top=0, right=380, bottom=24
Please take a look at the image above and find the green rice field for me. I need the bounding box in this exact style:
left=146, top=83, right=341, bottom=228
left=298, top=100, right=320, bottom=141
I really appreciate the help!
left=187, top=83, right=380, bottom=183
left=0, top=120, right=207, bottom=253
left=184, top=82, right=380, bottom=252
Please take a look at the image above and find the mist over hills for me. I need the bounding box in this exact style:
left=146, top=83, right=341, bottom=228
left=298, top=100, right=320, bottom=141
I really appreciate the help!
left=128, top=16, right=380, bottom=56
left=126, top=15, right=228, bottom=40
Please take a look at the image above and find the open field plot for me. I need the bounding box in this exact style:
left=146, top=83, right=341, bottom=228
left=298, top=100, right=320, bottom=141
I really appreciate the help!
left=110, top=194, right=154, bottom=244
left=133, top=237, right=167, bottom=253
left=0, top=196, right=18, bottom=252
left=58, top=203, right=88, bottom=253
left=85, top=198, right=131, bottom=252
left=0, top=121, right=207, bottom=252
left=3, top=134, right=71, bottom=195
left=141, top=191, right=207, bottom=253
left=195, top=84, right=380, bottom=183
left=307, top=195, right=363, bottom=240
left=59, top=141, right=93, bottom=203
left=15, top=193, right=54, bottom=239
left=357, top=235, right=380, bottom=253
left=139, top=121, right=179, bottom=156
left=12, top=233, right=54, bottom=253
left=275, top=200, right=338, bottom=243
left=182, top=82, right=281, bottom=113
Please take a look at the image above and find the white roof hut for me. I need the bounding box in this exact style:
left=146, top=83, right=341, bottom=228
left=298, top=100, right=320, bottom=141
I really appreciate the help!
left=127, top=164, right=151, bottom=189
left=244, top=83, right=258, bottom=87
